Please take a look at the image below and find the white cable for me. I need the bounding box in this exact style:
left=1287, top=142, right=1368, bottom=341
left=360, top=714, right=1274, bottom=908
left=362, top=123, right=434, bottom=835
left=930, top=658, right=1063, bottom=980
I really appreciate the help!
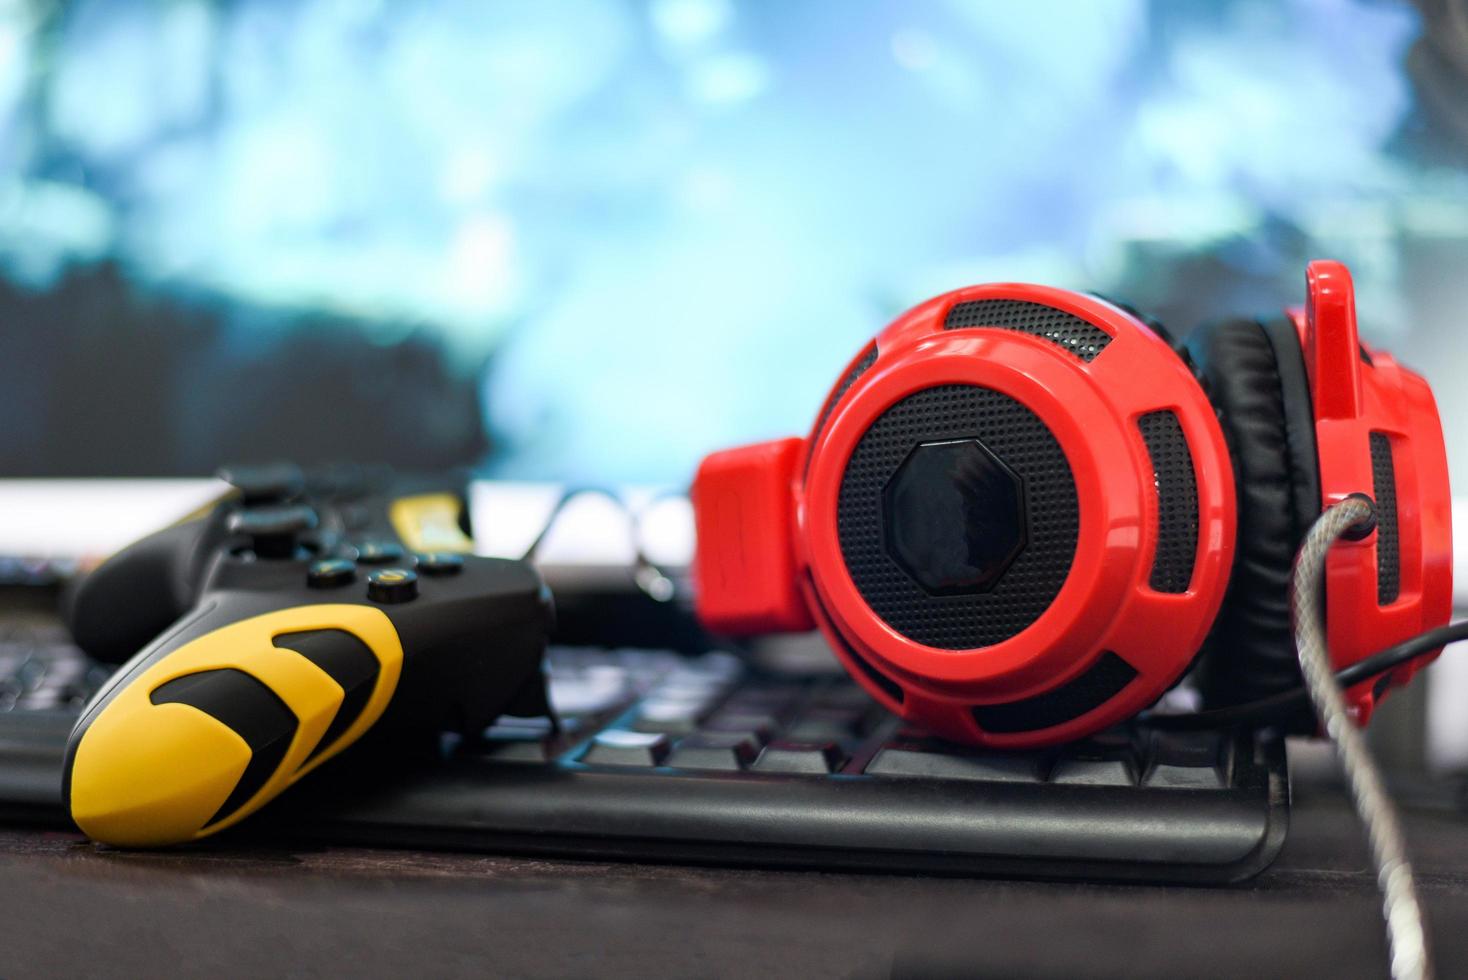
left=1293, top=496, right=1432, bottom=980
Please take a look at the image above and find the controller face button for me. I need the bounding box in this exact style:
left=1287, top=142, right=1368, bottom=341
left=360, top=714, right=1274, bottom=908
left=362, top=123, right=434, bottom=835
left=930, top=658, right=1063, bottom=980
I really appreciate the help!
left=355, top=541, right=406, bottom=565
left=415, top=552, right=464, bottom=576
left=366, top=567, right=419, bottom=603
left=307, top=558, right=357, bottom=589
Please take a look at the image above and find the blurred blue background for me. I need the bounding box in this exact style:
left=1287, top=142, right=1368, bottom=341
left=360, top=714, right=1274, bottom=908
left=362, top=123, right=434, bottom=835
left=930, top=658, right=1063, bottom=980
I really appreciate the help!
left=1, top=0, right=1466, bottom=484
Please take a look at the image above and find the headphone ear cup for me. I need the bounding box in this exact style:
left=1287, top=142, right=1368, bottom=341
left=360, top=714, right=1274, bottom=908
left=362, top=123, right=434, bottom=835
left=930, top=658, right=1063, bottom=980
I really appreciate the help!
left=1094, top=298, right=1219, bottom=400
left=1186, top=317, right=1322, bottom=708
left=692, top=438, right=815, bottom=635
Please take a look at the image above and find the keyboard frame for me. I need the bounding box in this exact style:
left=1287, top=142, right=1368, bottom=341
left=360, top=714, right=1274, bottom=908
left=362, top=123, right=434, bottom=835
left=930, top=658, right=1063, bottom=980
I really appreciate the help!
left=270, top=733, right=1289, bottom=883
left=0, top=708, right=1290, bottom=887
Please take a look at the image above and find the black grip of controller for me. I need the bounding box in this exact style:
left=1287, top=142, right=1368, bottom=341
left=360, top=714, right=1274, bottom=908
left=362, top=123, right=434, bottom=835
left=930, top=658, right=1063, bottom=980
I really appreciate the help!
left=64, top=516, right=223, bottom=663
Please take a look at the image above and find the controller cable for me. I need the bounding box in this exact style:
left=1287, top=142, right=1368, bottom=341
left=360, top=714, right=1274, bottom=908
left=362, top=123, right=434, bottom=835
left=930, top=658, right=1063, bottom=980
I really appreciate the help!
left=521, top=486, right=680, bottom=602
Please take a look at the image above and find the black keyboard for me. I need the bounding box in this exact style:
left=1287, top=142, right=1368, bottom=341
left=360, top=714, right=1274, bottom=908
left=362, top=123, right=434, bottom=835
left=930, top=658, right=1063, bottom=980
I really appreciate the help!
left=0, top=621, right=1288, bottom=883
left=0, top=618, right=111, bottom=712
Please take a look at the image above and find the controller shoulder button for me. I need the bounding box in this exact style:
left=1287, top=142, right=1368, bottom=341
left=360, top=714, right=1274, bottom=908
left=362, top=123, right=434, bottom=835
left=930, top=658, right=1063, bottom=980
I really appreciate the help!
left=217, top=462, right=305, bottom=504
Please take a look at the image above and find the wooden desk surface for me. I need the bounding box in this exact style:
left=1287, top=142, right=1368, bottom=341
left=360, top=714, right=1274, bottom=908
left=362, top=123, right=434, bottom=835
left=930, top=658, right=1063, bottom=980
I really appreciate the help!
left=3, top=751, right=1468, bottom=979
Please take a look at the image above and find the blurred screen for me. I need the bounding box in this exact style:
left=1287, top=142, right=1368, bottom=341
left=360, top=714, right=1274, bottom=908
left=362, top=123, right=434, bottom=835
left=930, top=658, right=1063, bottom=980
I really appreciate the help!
left=1, top=0, right=1466, bottom=485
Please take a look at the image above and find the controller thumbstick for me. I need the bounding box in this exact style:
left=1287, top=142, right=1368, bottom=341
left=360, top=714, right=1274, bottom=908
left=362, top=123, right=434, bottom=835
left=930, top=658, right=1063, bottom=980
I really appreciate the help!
left=227, top=505, right=319, bottom=559
left=217, top=462, right=306, bottom=505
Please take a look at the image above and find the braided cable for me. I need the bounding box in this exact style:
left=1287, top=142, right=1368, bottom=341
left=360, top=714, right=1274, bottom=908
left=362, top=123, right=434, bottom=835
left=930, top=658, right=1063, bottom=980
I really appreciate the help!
left=1293, top=496, right=1432, bottom=980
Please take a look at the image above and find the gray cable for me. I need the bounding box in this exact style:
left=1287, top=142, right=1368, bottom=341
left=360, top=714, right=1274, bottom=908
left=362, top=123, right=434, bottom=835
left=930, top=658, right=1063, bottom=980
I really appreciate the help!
left=1293, top=496, right=1433, bottom=980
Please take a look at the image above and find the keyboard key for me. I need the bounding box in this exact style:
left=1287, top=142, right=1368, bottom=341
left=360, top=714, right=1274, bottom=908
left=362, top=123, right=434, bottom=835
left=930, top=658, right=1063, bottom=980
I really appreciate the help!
left=719, top=687, right=798, bottom=718
left=666, top=732, right=760, bottom=771
left=866, top=742, right=1048, bottom=782
left=549, top=665, right=633, bottom=717
left=784, top=707, right=873, bottom=742
left=480, top=739, right=548, bottom=763
left=1142, top=732, right=1228, bottom=790
left=810, top=683, right=874, bottom=711
left=491, top=715, right=557, bottom=734
left=16, top=656, right=47, bottom=692
left=647, top=678, right=725, bottom=700
left=43, top=657, right=86, bottom=686
left=473, top=718, right=557, bottom=763
left=1049, top=738, right=1138, bottom=786
left=1049, top=758, right=1135, bottom=786
left=611, top=648, right=684, bottom=682
left=783, top=719, right=849, bottom=742
left=753, top=741, right=846, bottom=774
left=632, top=713, right=702, bottom=736
left=581, top=730, right=671, bottom=767
left=631, top=689, right=725, bottom=734
left=687, top=651, right=743, bottom=679
left=703, top=711, right=779, bottom=742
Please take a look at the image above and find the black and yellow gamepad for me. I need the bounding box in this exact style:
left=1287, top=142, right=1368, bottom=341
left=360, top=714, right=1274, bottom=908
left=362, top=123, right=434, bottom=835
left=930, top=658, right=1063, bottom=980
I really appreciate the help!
left=61, top=463, right=553, bottom=847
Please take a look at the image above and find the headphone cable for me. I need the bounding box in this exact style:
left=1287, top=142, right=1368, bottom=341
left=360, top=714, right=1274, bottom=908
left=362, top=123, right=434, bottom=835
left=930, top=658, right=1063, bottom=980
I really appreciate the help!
left=1293, top=496, right=1433, bottom=980
left=1141, top=620, right=1468, bottom=731
left=1144, top=498, right=1437, bottom=977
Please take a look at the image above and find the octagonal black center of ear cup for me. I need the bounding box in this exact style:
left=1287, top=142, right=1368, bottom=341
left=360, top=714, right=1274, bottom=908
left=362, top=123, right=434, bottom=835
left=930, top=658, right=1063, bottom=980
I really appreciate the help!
left=1186, top=316, right=1321, bottom=707
left=837, top=384, right=1078, bottom=650
left=882, top=438, right=1028, bottom=596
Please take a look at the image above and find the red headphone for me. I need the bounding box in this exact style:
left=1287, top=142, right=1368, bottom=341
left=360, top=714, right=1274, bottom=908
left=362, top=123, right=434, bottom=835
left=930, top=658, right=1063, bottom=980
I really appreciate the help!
left=691, top=260, right=1453, bottom=747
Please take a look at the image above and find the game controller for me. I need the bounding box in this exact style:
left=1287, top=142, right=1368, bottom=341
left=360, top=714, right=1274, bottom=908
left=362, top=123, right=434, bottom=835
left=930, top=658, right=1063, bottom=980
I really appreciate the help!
left=61, top=463, right=553, bottom=847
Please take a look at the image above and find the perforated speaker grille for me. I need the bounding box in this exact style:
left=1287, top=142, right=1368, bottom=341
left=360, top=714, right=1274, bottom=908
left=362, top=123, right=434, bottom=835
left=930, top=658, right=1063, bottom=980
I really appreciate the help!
left=1370, top=432, right=1400, bottom=605
left=806, top=343, right=878, bottom=476
left=944, top=299, right=1112, bottom=362
left=815, top=344, right=877, bottom=439
left=837, top=385, right=1078, bottom=649
left=1138, top=411, right=1199, bottom=594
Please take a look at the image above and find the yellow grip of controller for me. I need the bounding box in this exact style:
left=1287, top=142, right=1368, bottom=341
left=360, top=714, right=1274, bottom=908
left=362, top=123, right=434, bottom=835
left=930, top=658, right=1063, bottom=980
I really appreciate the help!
left=68, top=604, right=403, bottom=847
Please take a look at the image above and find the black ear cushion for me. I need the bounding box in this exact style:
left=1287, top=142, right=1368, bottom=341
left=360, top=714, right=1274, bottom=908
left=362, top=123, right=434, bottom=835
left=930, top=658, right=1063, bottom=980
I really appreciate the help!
left=1089, top=295, right=1206, bottom=382
left=1186, top=317, right=1322, bottom=707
